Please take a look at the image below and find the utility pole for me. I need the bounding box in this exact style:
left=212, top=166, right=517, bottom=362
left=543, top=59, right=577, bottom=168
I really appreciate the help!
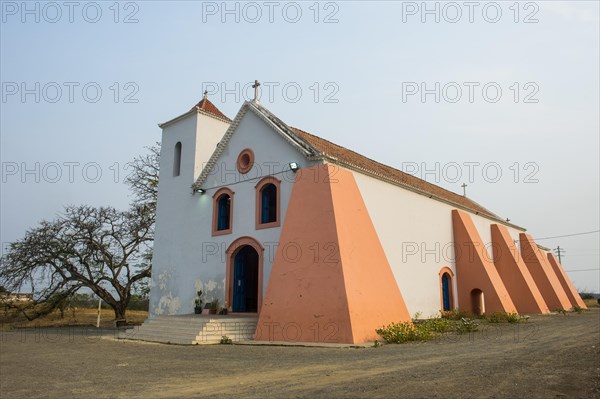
left=554, top=246, right=565, bottom=264
left=96, top=298, right=102, bottom=328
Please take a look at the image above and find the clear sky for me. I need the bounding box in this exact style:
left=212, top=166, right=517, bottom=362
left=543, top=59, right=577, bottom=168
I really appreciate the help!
left=1, top=1, right=599, bottom=292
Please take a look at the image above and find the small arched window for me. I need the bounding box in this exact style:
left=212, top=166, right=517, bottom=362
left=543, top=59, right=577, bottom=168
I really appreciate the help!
left=255, top=177, right=280, bottom=229
left=212, top=188, right=234, bottom=236
left=261, top=184, right=277, bottom=224
left=217, top=195, right=231, bottom=230
left=439, top=267, right=454, bottom=312
left=173, top=142, right=182, bottom=177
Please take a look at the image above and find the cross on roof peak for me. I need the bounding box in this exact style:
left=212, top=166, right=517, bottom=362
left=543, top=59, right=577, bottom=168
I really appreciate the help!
left=252, top=80, right=260, bottom=103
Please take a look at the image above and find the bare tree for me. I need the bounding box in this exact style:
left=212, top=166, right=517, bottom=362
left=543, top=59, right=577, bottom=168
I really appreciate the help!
left=0, top=205, right=153, bottom=323
left=0, top=144, right=159, bottom=324
left=125, top=142, right=160, bottom=212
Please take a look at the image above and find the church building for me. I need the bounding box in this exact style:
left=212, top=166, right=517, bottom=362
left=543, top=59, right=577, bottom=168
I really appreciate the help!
left=146, top=87, right=586, bottom=345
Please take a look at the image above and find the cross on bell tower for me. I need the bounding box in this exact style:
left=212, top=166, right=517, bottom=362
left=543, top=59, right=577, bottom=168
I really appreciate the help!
left=252, top=80, right=260, bottom=103
left=203, top=89, right=208, bottom=100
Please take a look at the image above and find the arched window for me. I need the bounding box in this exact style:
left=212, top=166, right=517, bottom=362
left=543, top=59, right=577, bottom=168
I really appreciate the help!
left=173, top=142, right=182, bottom=177
left=212, top=188, right=234, bottom=236
left=217, top=195, right=231, bottom=229
left=261, top=184, right=277, bottom=223
left=255, top=177, right=280, bottom=229
left=438, top=267, right=454, bottom=312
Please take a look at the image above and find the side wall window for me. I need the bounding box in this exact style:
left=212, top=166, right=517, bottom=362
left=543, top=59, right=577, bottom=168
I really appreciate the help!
left=255, top=177, right=281, bottom=229
left=173, top=142, right=182, bottom=177
left=439, top=267, right=455, bottom=312
left=212, top=188, right=234, bottom=236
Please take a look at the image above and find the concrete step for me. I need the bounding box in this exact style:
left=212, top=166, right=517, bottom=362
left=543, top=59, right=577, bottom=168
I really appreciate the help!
left=123, top=315, right=258, bottom=345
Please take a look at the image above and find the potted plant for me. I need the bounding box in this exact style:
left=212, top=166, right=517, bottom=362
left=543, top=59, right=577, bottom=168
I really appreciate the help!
left=194, top=290, right=203, bottom=314
left=209, top=298, right=220, bottom=315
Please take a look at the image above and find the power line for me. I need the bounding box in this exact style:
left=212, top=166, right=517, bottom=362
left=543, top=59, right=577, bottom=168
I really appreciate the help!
left=534, top=230, right=600, bottom=241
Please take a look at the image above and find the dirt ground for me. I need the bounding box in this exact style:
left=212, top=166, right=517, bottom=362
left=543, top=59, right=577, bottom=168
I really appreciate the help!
left=1, top=309, right=599, bottom=399
left=0, top=308, right=149, bottom=330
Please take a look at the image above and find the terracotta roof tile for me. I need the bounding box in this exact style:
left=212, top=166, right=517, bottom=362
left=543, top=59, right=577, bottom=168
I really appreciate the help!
left=192, top=98, right=231, bottom=122
left=291, top=127, right=500, bottom=220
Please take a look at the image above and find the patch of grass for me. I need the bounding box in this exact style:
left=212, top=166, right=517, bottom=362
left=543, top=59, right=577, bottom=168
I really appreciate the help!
left=487, top=312, right=503, bottom=323
left=555, top=308, right=568, bottom=316
left=572, top=305, right=584, bottom=314
left=441, top=309, right=469, bottom=320
left=376, top=321, right=434, bottom=344
left=487, top=311, right=522, bottom=323
left=377, top=315, right=474, bottom=344
left=456, top=318, right=479, bottom=334
left=220, top=335, right=233, bottom=344
left=418, top=317, right=454, bottom=333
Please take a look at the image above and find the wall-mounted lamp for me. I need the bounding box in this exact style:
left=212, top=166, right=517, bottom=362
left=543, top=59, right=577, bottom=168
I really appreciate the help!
left=288, top=162, right=300, bottom=172
left=194, top=188, right=205, bottom=194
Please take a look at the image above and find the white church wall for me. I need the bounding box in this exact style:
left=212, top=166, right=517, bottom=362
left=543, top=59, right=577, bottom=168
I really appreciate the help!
left=353, top=171, right=526, bottom=317
left=150, top=108, right=316, bottom=316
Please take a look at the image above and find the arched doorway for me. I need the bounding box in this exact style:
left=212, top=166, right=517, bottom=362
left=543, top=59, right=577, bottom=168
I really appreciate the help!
left=225, top=237, right=264, bottom=314
left=232, top=246, right=259, bottom=313
left=471, top=289, right=484, bottom=316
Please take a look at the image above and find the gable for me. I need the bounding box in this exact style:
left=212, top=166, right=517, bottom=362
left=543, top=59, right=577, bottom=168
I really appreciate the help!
left=193, top=101, right=318, bottom=189
left=199, top=105, right=317, bottom=190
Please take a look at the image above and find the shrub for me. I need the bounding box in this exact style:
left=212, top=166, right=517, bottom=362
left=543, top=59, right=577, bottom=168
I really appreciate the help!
left=487, top=311, right=521, bottom=323
left=456, top=318, right=479, bottom=334
left=572, top=305, right=584, bottom=314
left=376, top=315, right=456, bottom=344
left=555, top=308, right=568, bottom=315
left=579, top=292, right=595, bottom=300
left=504, top=312, right=521, bottom=323
left=419, top=317, right=454, bottom=333
left=376, top=322, right=433, bottom=344
left=441, top=309, right=469, bottom=320
left=487, top=312, right=504, bottom=323
left=220, top=335, right=232, bottom=344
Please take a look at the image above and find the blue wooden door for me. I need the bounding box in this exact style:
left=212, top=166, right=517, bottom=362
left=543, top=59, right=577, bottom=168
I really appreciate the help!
left=233, top=252, right=246, bottom=312
left=232, top=246, right=259, bottom=313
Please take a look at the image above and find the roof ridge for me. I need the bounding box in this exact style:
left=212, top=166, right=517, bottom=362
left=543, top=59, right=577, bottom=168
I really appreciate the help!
left=192, top=102, right=517, bottom=229
left=290, top=126, right=504, bottom=221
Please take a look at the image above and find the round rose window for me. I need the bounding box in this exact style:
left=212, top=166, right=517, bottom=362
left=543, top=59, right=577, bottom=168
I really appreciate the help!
left=236, top=148, right=255, bottom=174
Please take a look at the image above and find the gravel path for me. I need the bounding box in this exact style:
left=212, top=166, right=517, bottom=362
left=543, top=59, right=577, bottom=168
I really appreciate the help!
left=1, top=310, right=599, bottom=398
